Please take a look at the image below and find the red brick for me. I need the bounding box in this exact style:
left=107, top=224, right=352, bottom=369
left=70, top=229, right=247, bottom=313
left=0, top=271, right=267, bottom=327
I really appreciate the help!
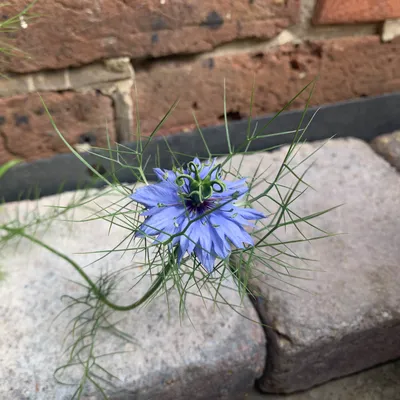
left=313, top=0, right=400, bottom=24
left=0, top=92, right=115, bottom=164
left=134, top=36, right=400, bottom=136
left=2, top=0, right=300, bottom=73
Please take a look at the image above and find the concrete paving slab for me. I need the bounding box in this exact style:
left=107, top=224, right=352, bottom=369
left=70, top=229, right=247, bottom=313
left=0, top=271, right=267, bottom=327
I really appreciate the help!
left=231, top=138, right=400, bottom=393
left=0, top=189, right=265, bottom=400
left=248, top=359, right=400, bottom=400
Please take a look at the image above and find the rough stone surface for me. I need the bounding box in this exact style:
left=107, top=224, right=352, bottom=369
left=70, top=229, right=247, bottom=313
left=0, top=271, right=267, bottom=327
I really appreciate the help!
left=382, top=19, right=400, bottom=42
left=232, top=138, right=400, bottom=393
left=1, top=0, right=300, bottom=73
left=371, top=130, right=400, bottom=172
left=0, top=92, right=116, bottom=164
left=134, top=36, right=400, bottom=136
left=313, top=0, right=400, bottom=24
left=249, top=359, right=400, bottom=399
left=70, top=57, right=133, bottom=90
left=0, top=59, right=133, bottom=98
left=0, top=189, right=265, bottom=399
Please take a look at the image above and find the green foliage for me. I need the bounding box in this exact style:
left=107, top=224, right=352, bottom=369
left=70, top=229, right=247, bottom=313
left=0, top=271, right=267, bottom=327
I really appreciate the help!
left=0, top=159, right=21, bottom=179
left=54, top=275, right=136, bottom=399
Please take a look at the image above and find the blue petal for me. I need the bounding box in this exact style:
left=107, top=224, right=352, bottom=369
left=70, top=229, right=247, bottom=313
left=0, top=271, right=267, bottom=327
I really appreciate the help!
left=234, top=207, right=265, bottom=221
left=221, top=205, right=265, bottom=226
left=226, top=213, right=256, bottom=227
left=155, top=214, right=186, bottom=243
left=192, top=158, right=201, bottom=167
left=210, top=212, right=254, bottom=249
left=212, top=178, right=248, bottom=199
left=179, top=218, right=229, bottom=272
left=192, top=221, right=218, bottom=272
left=153, top=168, right=178, bottom=185
left=141, top=206, right=163, bottom=217
left=189, top=158, right=219, bottom=181
left=137, top=205, right=185, bottom=237
left=199, top=222, right=212, bottom=250
left=131, top=182, right=180, bottom=208
left=195, top=245, right=216, bottom=273
left=199, top=158, right=218, bottom=179
left=208, top=221, right=230, bottom=259
left=179, top=217, right=201, bottom=256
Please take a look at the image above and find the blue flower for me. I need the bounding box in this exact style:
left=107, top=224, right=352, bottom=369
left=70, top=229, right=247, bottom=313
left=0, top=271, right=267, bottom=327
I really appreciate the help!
left=130, top=158, right=265, bottom=273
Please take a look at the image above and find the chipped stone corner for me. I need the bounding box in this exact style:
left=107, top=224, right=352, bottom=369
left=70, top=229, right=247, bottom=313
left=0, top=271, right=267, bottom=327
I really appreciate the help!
left=104, top=57, right=132, bottom=74
left=268, top=30, right=302, bottom=48
left=94, top=78, right=135, bottom=143
left=58, top=58, right=135, bottom=143
left=370, top=130, right=400, bottom=172
left=381, top=19, right=400, bottom=42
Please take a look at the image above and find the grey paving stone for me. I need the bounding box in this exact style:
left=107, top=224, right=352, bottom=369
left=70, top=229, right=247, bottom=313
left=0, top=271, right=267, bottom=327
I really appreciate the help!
left=371, top=130, right=400, bottom=172
left=248, top=359, right=400, bottom=400
left=0, top=190, right=265, bottom=400
left=232, top=138, right=400, bottom=393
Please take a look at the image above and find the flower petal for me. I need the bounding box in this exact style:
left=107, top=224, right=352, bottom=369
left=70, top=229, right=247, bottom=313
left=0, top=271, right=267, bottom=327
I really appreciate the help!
left=155, top=214, right=186, bottom=243
left=179, top=217, right=202, bottom=255
left=131, top=182, right=180, bottom=208
left=195, top=245, right=216, bottom=273
left=209, top=222, right=230, bottom=259
left=137, top=205, right=185, bottom=237
left=210, top=212, right=254, bottom=249
left=221, top=205, right=265, bottom=226
left=199, top=158, right=217, bottom=179
left=212, top=178, right=249, bottom=199
left=153, top=168, right=178, bottom=185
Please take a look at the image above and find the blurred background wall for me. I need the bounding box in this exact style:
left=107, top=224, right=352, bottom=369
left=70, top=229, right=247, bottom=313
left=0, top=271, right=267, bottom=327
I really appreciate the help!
left=0, top=0, right=399, bottom=165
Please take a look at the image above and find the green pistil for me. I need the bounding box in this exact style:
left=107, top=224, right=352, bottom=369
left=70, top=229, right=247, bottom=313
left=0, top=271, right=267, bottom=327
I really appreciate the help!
left=176, top=161, right=226, bottom=205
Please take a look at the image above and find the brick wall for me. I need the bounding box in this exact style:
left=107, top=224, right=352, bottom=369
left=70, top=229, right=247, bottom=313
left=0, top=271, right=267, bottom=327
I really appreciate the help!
left=0, top=0, right=399, bottom=164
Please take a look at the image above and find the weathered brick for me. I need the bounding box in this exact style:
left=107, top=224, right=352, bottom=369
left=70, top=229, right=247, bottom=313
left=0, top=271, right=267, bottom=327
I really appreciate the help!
left=316, top=36, right=400, bottom=102
left=313, top=0, right=400, bottom=24
left=0, top=59, right=133, bottom=98
left=2, top=0, right=300, bottom=73
left=134, top=36, right=400, bottom=136
left=0, top=92, right=115, bottom=164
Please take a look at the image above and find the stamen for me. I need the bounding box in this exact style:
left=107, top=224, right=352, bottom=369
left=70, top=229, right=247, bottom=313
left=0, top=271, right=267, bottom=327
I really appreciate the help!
left=177, top=161, right=227, bottom=206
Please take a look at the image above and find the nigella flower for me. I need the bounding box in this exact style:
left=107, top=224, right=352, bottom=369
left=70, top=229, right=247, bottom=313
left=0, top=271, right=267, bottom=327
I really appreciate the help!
left=130, top=158, right=265, bottom=273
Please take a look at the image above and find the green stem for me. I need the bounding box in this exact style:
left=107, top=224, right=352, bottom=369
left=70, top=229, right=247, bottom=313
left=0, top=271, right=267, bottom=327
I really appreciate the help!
left=2, top=226, right=174, bottom=312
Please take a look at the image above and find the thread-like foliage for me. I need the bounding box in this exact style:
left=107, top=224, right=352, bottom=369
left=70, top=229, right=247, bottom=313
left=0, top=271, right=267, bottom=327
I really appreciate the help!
left=0, top=80, right=336, bottom=398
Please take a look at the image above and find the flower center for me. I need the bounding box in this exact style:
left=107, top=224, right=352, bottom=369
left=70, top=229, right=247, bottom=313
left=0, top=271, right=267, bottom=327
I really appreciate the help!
left=175, top=161, right=226, bottom=206
left=185, top=198, right=214, bottom=214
